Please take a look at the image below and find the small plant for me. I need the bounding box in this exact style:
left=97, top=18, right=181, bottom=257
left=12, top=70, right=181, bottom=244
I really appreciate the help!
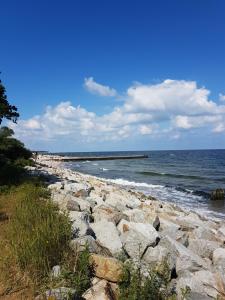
left=119, top=258, right=175, bottom=300
left=59, top=246, right=93, bottom=296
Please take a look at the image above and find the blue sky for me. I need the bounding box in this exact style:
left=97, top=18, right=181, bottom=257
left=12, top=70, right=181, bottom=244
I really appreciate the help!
left=1, top=0, right=225, bottom=151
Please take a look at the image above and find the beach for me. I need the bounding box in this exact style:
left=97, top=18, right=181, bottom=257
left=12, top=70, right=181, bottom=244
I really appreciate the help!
left=30, top=154, right=225, bottom=299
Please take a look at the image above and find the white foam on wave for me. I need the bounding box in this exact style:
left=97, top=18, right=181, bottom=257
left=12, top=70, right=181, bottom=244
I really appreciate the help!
left=101, top=168, right=109, bottom=171
left=103, top=177, right=225, bottom=219
left=107, top=178, right=163, bottom=189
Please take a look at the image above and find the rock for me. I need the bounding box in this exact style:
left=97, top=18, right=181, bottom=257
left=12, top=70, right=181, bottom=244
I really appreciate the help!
left=74, top=189, right=89, bottom=198
left=176, top=270, right=225, bottom=300
left=90, top=220, right=122, bottom=256
left=37, top=287, right=76, bottom=300
left=72, top=219, right=90, bottom=238
left=64, top=182, right=89, bottom=193
left=188, top=239, right=221, bottom=259
left=51, top=265, right=61, bottom=278
left=211, top=189, right=224, bottom=201
left=69, top=211, right=90, bottom=223
left=142, top=245, right=174, bottom=270
left=48, top=182, right=63, bottom=191
left=66, top=199, right=81, bottom=211
left=217, top=225, right=225, bottom=242
left=105, top=192, right=141, bottom=210
left=213, top=248, right=225, bottom=273
left=90, top=254, right=123, bottom=282
left=70, top=236, right=111, bottom=256
left=160, top=236, right=209, bottom=277
left=117, top=220, right=160, bottom=259
left=93, top=205, right=125, bottom=225
left=153, top=216, right=160, bottom=231
left=82, top=278, right=119, bottom=300
left=122, top=209, right=147, bottom=223
left=191, top=226, right=218, bottom=242
left=174, top=213, right=205, bottom=230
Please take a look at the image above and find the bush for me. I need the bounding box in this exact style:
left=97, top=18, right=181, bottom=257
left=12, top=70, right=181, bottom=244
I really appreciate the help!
left=8, top=183, right=72, bottom=280
left=119, top=259, right=175, bottom=300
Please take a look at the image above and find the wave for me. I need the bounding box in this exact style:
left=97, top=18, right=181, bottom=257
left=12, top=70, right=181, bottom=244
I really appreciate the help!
left=100, top=168, right=109, bottom=171
left=137, top=171, right=208, bottom=180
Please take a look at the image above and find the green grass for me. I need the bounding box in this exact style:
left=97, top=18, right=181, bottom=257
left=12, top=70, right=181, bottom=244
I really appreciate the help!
left=0, top=181, right=93, bottom=298
left=8, top=183, right=72, bottom=280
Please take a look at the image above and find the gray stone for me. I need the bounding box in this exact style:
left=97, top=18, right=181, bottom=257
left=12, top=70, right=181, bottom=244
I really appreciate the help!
left=70, top=236, right=111, bottom=255
left=153, top=216, right=160, bottom=231
left=66, top=199, right=81, bottom=211
left=191, top=226, right=218, bottom=242
left=188, top=239, right=220, bottom=259
left=142, top=245, right=174, bottom=270
left=93, top=205, right=125, bottom=225
left=90, top=220, right=122, bottom=256
left=82, top=278, right=118, bottom=300
left=213, top=247, right=225, bottom=273
left=160, top=236, right=209, bottom=277
left=43, top=287, right=76, bottom=300
left=176, top=270, right=225, bottom=300
left=118, top=220, right=160, bottom=259
left=51, top=265, right=61, bottom=278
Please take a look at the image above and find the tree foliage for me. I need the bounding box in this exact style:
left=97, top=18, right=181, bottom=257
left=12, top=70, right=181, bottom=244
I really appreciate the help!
left=0, top=78, right=19, bottom=124
left=0, top=126, right=32, bottom=163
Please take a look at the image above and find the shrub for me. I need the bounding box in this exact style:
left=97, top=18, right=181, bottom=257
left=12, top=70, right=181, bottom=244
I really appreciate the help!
left=119, top=259, right=175, bottom=300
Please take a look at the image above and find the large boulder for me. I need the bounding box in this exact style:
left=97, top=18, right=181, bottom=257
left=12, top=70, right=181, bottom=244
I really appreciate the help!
left=176, top=270, right=225, bottom=300
left=90, top=254, right=123, bottom=282
left=188, top=239, right=221, bottom=259
left=160, top=236, right=210, bottom=277
left=93, top=205, right=125, bottom=225
left=82, top=278, right=119, bottom=300
left=122, top=209, right=147, bottom=223
left=90, top=220, right=123, bottom=256
left=142, top=245, right=174, bottom=271
left=70, top=236, right=110, bottom=255
left=213, top=248, right=225, bottom=273
left=117, top=220, right=160, bottom=259
left=174, top=213, right=205, bottom=231
left=191, top=226, right=218, bottom=242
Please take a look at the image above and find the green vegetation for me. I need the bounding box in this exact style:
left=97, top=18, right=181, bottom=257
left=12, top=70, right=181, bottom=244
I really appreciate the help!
left=0, top=182, right=92, bottom=298
left=0, top=77, right=19, bottom=124
left=119, top=259, right=175, bottom=300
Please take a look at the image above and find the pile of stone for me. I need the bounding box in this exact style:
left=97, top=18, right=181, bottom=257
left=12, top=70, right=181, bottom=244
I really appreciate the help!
left=33, top=155, right=225, bottom=300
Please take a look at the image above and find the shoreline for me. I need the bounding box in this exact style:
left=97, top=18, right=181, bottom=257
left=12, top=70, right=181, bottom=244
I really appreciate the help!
left=31, top=154, right=225, bottom=299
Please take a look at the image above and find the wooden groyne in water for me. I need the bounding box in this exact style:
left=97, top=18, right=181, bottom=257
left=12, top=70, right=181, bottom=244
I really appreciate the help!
left=50, top=155, right=148, bottom=162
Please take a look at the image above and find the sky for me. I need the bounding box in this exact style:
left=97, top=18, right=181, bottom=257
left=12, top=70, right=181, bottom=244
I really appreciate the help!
left=1, top=0, right=225, bottom=152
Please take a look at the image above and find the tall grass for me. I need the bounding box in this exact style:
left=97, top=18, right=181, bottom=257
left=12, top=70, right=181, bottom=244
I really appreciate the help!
left=8, top=183, right=72, bottom=281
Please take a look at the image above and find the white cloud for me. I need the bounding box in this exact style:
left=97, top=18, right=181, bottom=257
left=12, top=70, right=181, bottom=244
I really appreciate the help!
left=219, top=93, right=225, bottom=102
left=9, top=79, right=225, bottom=149
left=84, top=77, right=117, bottom=97
left=139, top=125, right=153, bottom=135
left=125, top=80, right=224, bottom=116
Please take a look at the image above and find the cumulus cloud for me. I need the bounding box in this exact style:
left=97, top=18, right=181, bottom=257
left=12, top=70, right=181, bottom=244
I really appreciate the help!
left=9, top=79, right=225, bottom=148
left=219, top=93, right=225, bottom=102
left=84, top=77, right=117, bottom=97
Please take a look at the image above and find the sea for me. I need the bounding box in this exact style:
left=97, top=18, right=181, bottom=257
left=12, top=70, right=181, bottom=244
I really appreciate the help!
left=53, top=150, right=225, bottom=219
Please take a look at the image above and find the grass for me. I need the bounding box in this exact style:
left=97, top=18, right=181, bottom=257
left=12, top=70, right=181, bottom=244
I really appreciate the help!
left=0, top=181, right=92, bottom=299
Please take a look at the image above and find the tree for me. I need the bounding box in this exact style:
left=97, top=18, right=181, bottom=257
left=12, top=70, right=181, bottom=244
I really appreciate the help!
left=0, top=126, right=31, bottom=163
left=0, top=78, right=19, bottom=124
